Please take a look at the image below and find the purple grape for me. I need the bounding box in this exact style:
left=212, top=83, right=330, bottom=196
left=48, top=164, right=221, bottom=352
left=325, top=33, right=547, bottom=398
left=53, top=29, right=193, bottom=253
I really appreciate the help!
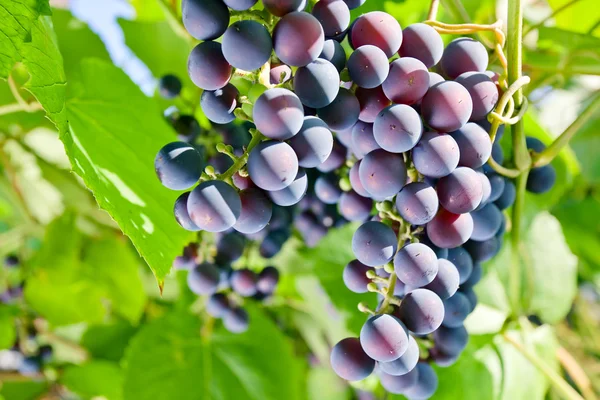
left=312, top=0, right=350, bottom=37
left=445, top=247, right=473, bottom=285
left=257, top=266, right=279, bottom=295
left=318, top=88, right=360, bottom=131
left=426, top=208, right=474, bottom=249
left=395, top=182, right=438, bottom=226
left=373, top=104, right=423, bottom=153
left=182, top=0, right=229, bottom=41
left=476, top=169, right=492, bottom=207
left=455, top=71, right=499, bottom=121
left=172, top=115, right=201, bottom=143
left=294, top=59, right=340, bottom=108
left=223, top=0, right=258, bottom=11
left=464, top=236, right=500, bottom=263
left=335, top=125, right=354, bottom=147
left=223, top=306, right=249, bottom=333
left=449, top=123, right=492, bottom=169
left=424, top=259, right=460, bottom=300
left=431, top=347, right=460, bottom=367
left=440, top=38, right=489, bottom=79
left=442, top=291, right=471, bottom=328
left=315, top=174, right=342, bottom=204
left=319, top=39, right=347, bottom=72
left=351, top=122, right=380, bottom=159
left=495, top=179, right=516, bottom=210
left=200, top=84, right=239, bottom=124
left=339, top=190, right=373, bottom=221
left=215, top=232, right=246, bottom=264
left=253, top=88, right=304, bottom=140
left=399, top=23, right=444, bottom=68
left=233, top=188, right=272, bottom=234
left=155, top=142, right=203, bottom=190
left=222, top=21, right=272, bottom=71
left=398, top=288, right=444, bottom=334
left=289, top=117, right=334, bottom=168
left=352, top=221, right=398, bottom=267
left=462, top=287, right=478, bottom=312
left=412, top=132, right=460, bottom=178
left=379, top=367, right=419, bottom=394
left=403, top=363, right=438, bottom=399
left=188, top=180, right=242, bottom=232
left=207, top=293, right=230, bottom=318
left=188, top=41, right=231, bottom=90
left=263, top=0, right=303, bottom=16
left=382, top=57, right=430, bottom=105
left=421, top=81, right=473, bottom=132
left=174, top=192, right=201, bottom=231
left=342, top=0, right=365, bottom=9
left=343, top=260, right=373, bottom=293
left=351, top=12, right=402, bottom=57
left=433, top=325, right=468, bottom=356
left=428, top=72, right=445, bottom=87
left=347, top=45, right=390, bottom=89
left=188, top=263, right=220, bottom=295
left=437, top=167, right=484, bottom=214
left=273, top=12, right=324, bottom=67
left=231, top=268, right=258, bottom=297
left=317, top=138, right=347, bottom=173
left=419, top=235, right=448, bottom=259
left=270, top=63, right=293, bottom=85
left=260, top=229, right=289, bottom=258
left=268, top=168, right=308, bottom=206
left=487, top=173, right=506, bottom=203
left=356, top=86, right=390, bottom=123
left=158, top=74, right=181, bottom=99
left=527, top=165, right=556, bottom=194
left=394, top=243, right=438, bottom=287
left=359, top=149, right=407, bottom=199
left=470, top=203, right=502, bottom=241
left=379, top=335, right=419, bottom=376
left=247, top=141, right=299, bottom=191
left=349, top=161, right=370, bottom=197
left=360, top=314, right=409, bottom=362
left=330, top=337, right=375, bottom=381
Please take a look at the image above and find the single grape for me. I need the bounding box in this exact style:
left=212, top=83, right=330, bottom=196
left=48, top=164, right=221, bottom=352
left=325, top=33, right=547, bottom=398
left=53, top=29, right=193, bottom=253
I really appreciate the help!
left=527, top=165, right=557, bottom=194
left=426, top=208, right=474, bottom=249
left=495, top=179, right=516, bottom=210
left=352, top=221, right=398, bottom=267
left=462, top=287, right=478, bottom=312
left=315, top=174, right=342, bottom=204
left=412, top=132, right=460, bottom=178
left=231, top=268, right=258, bottom=297
left=399, top=23, right=444, bottom=68
left=200, top=84, right=239, bottom=124
left=437, top=167, right=484, bottom=214
left=461, top=262, right=482, bottom=290
left=312, top=0, right=350, bottom=37
left=233, top=188, right=272, bottom=234
left=317, top=88, right=361, bottom=131
left=449, top=123, right=493, bottom=169
left=379, top=367, right=419, bottom=394
left=382, top=57, right=430, bottom=105
left=269, top=168, right=308, bottom=206
left=402, top=363, right=439, bottom=400
left=260, top=229, right=290, bottom=258
left=470, top=203, right=503, bottom=241
left=440, top=37, right=489, bottom=79
left=187, top=180, right=242, bottom=232
left=4, top=255, right=19, bottom=268
left=394, top=243, right=438, bottom=287
left=330, top=337, right=375, bottom=381
left=349, top=161, right=370, bottom=197
left=433, top=325, right=468, bottom=356
left=223, top=0, right=258, bottom=11
left=398, top=288, right=445, bottom=334
left=253, top=88, right=304, bottom=140
left=319, top=39, right=347, bottom=72
left=155, top=142, right=203, bottom=190
left=289, top=117, right=334, bottom=168
left=182, top=0, right=229, bottom=41
left=445, top=247, right=473, bottom=285
left=172, top=115, right=202, bottom=143
left=257, top=266, right=279, bottom=295
left=339, top=190, right=373, bottom=221
left=351, top=11, right=402, bottom=57
left=379, top=335, right=419, bottom=376
left=342, top=0, right=365, bottom=9
left=429, top=72, right=445, bottom=87
left=188, top=263, right=220, bottom=295
left=223, top=307, right=249, bottom=333
left=232, top=172, right=253, bottom=190
left=442, top=291, right=471, bottom=328
left=335, top=125, right=353, bottom=148
left=247, top=141, right=299, bottom=191
left=273, top=12, right=325, bottom=67
left=206, top=293, right=230, bottom=318
left=395, top=182, right=438, bottom=226
left=356, top=86, right=390, bottom=123
left=360, top=314, right=409, bottom=362
left=359, top=149, right=407, bottom=199
left=526, top=136, right=546, bottom=153
left=421, top=81, right=473, bottom=132
left=463, top=237, right=500, bottom=263
left=419, top=235, right=448, bottom=259
left=174, top=192, right=201, bottom=231
left=487, top=173, right=506, bottom=203
left=294, top=59, right=340, bottom=108
left=476, top=169, right=492, bottom=207
left=424, top=259, right=460, bottom=300
left=373, top=104, right=423, bottom=153
left=270, top=63, right=293, bottom=85
left=343, top=260, right=373, bottom=293
left=455, top=71, right=499, bottom=121
left=222, top=21, right=273, bottom=71
left=351, top=122, right=380, bottom=159
left=347, top=45, right=390, bottom=89
left=158, top=74, right=182, bottom=99
left=188, top=41, right=231, bottom=90
left=215, top=232, right=246, bottom=265
left=263, top=0, right=303, bottom=16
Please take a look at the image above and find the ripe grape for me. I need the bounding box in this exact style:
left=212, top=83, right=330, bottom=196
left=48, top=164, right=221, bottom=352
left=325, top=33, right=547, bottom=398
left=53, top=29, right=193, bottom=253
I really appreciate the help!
left=349, top=161, right=370, bottom=197
left=222, top=21, right=273, bottom=71
left=347, top=45, right=390, bottom=89
left=273, top=12, right=325, bottom=67
left=382, top=58, right=430, bottom=105
left=352, top=221, right=398, bottom=267
left=260, top=229, right=290, bottom=258
left=395, top=182, right=438, bottom=226
left=373, top=104, right=423, bottom=153
left=398, top=288, right=445, bottom=334
left=257, top=266, right=279, bottom=295
left=263, top=0, right=303, bottom=16
left=215, top=232, right=246, bottom=264
left=449, top=123, right=493, bottom=169
left=433, top=325, right=468, bottom=356
left=419, top=235, right=448, bottom=259
left=394, top=243, right=438, bottom=287
left=174, top=192, right=201, bottom=231
left=312, top=0, right=351, bottom=37
left=269, top=169, right=308, bottom=206
left=343, top=260, right=373, bottom=293
left=172, top=115, right=202, bottom=143
left=445, top=247, right=473, bottom=285
left=319, top=39, right=347, bottom=72
left=356, top=86, right=390, bottom=123
left=412, top=132, right=460, bottom=178
left=487, top=173, right=506, bottom=202
left=269, top=64, right=293, bottom=85
left=187, top=180, right=242, bottom=232
left=206, top=293, right=230, bottom=318
left=247, top=141, right=299, bottom=191
left=158, top=74, right=182, bottom=99
left=289, top=117, right=334, bottom=168
left=461, top=262, right=482, bottom=290
left=188, top=41, right=231, bottom=90
left=476, top=169, right=492, bottom=206
left=359, top=149, right=407, bottom=199
left=351, top=122, right=380, bottom=159
left=294, top=59, right=340, bottom=108
left=182, top=0, right=229, bottom=41
left=470, top=203, right=503, bottom=241
left=231, top=268, right=258, bottom=297
left=403, top=363, right=438, bottom=399
left=315, top=174, right=342, bottom=204
left=455, top=72, right=499, bottom=121
left=526, top=136, right=546, bottom=152
left=436, top=167, right=484, bottom=214
left=424, top=259, right=460, bottom=300
left=330, top=337, right=375, bottom=381
left=188, top=263, right=221, bottom=295
left=360, top=314, right=409, bottom=362
left=379, top=367, right=419, bottom=394
left=200, top=84, right=239, bottom=124
left=463, top=237, right=500, bottom=263
left=399, top=23, right=444, bottom=68
left=339, top=190, right=373, bottom=221
left=155, top=142, right=203, bottom=190
left=223, top=307, right=249, bottom=333
left=442, top=291, right=471, bottom=328
left=223, top=0, right=258, bottom=11
left=527, top=165, right=557, bottom=194
left=495, top=179, right=516, bottom=210
left=351, top=11, right=402, bottom=57
left=253, top=88, right=304, bottom=140
left=426, top=208, right=474, bottom=249
left=342, top=0, right=365, bottom=9
left=440, top=38, right=489, bottom=79
left=379, top=335, right=419, bottom=376
left=318, top=88, right=361, bottom=131
left=233, top=188, right=272, bottom=234
left=421, top=81, right=473, bottom=132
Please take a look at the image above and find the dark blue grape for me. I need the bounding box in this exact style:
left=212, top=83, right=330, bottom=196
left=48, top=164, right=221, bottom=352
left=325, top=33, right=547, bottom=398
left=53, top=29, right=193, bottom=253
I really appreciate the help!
left=223, top=306, right=249, bottom=333
left=347, top=45, right=390, bottom=89
left=188, top=180, right=242, bottom=232
left=319, top=39, right=347, bottom=72
left=269, top=168, right=308, bottom=206
left=253, top=88, right=304, bottom=140
left=412, top=132, right=460, bottom=178
left=487, top=173, right=506, bottom=203
left=231, top=268, right=258, bottom=297
left=315, top=174, right=342, bottom=204
left=426, top=208, right=474, bottom=249
left=464, top=236, right=500, bottom=263
left=312, top=0, right=350, bottom=37
left=356, top=86, right=390, bottom=124
left=317, top=88, right=360, bottom=131
left=461, top=262, right=482, bottom=289
left=172, top=115, right=201, bottom=143
left=526, top=136, right=546, bottom=153
left=527, top=165, right=557, bottom=194
left=200, top=84, right=238, bottom=124
left=383, top=57, right=430, bottom=105
left=421, top=81, right=473, bottom=132
left=294, top=59, right=340, bottom=108
left=233, top=188, right=272, bottom=234
left=317, top=137, right=347, bottom=173
left=395, top=182, right=438, bottom=226
left=263, top=0, right=303, bottom=16
left=222, top=20, right=273, bottom=71
left=445, top=247, right=473, bottom=285
left=394, top=243, right=438, bottom=287
left=462, top=287, right=478, bottom=312
left=155, top=142, right=203, bottom=190
left=257, top=266, right=279, bottom=295
left=418, top=235, right=448, bottom=259
left=4, top=255, right=19, bottom=268
left=339, top=190, right=373, bottom=221
left=455, top=71, right=499, bottom=121
left=270, top=63, right=293, bottom=85
left=442, top=291, right=471, bottom=328
left=424, top=259, right=460, bottom=300
left=436, top=167, right=484, bottom=214
left=248, top=141, right=299, bottom=191
left=470, top=203, right=502, bottom=241
left=188, top=41, right=231, bottom=90
left=373, top=104, right=423, bottom=153
left=433, top=325, right=468, bottom=356
left=429, top=347, right=459, bottom=367
left=289, top=117, right=334, bottom=168
left=476, top=169, right=492, bottom=207
left=342, top=259, right=373, bottom=293
left=351, top=121, right=380, bottom=159
left=223, top=0, right=258, bottom=11
left=273, top=12, right=325, bottom=67
left=399, top=23, right=444, bottom=68
left=398, top=288, right=444, bottom=334
left=331, top=337, right=375, bottom=381
left=379, top=366, right=419, bottom=394
left=352, top=221, right=398, bottom=267
left=349, top=161, right=369, bottom=197
left=359, top=149, right=407, bottom=199
left=449, top=123, right=492, bottom=169
left=207, top=293, right=230, bottom=318
left=495, top=179, right=516, bottom=210
left=188, top=263, right=220, bottom=295
left=351, top=12, right=402, bottom=57
left=379, top=335, right=419, bottom=376
left=360, top=314, right=409, bottom=362
left=440, top=38, right=489, bottom=79
left=260, top=229, right=290, bottom=258
left=158, top=74, right=182, bottom=99
left=342, top=0, right=365, bottom=9
left=215, top=232, right=246, bottom=264
left=174, top=192, right=201, bottom=231
left=182, top=0, right=229, bottom=41
left=402, top=363, right=438, bottom=400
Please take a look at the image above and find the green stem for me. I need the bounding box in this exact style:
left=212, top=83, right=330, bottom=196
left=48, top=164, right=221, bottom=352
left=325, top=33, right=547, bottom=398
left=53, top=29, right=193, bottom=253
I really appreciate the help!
left=533, top=91, right=600, bottom=167
left=216, top=130, right=265, bottom=180
left=427, top=0, right=440, bottom=20
left=377, top=272, right=397, bottom=314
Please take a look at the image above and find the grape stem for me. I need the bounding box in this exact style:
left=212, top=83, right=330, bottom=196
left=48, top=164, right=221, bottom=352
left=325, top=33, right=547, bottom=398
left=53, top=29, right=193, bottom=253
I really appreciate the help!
left=427, top=0, right=440, bottom=21
left=216, top=129, right=265, bottom=181
left=377, top=272, right=397, bottom=314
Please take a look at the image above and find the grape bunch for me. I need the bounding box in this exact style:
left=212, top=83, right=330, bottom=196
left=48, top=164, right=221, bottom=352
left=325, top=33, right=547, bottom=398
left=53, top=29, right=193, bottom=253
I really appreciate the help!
left=152, top=0, right=555, bottom=395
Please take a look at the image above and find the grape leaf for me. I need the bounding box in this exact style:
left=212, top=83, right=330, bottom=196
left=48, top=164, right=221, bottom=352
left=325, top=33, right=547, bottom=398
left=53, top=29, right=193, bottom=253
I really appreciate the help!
left=61, top=361, right=124, bottom=400
left=81, top=321, right=138, bottom=362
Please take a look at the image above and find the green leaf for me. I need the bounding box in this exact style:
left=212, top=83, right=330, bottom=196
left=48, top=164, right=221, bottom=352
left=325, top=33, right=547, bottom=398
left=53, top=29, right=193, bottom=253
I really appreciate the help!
left=307, top=366, right=349, bottom=400
left=538, top=27, right=600, bottom=51
left=62, top=59, right=195, bottom=283
left=0, top=380, right=48, bottom=400
left=0, top=306, right=16, bottom=350
left=81, top=321, right=138, bottom=362
left=61, top=361, right=124, bottom=400
left=123, top=308, right=305, bottom=400
left=547, top=0, right=600, bottom=35
left=570, top=117, right=600, bottom=184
